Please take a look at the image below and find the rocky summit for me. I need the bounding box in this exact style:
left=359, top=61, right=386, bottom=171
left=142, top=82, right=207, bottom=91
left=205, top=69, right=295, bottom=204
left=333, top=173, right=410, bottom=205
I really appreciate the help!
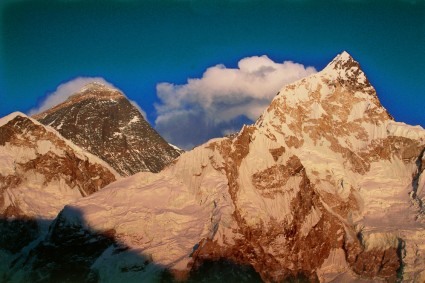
left=33, top=82, right=182, bottom=176
left=2, top=52, right=425, bottom=282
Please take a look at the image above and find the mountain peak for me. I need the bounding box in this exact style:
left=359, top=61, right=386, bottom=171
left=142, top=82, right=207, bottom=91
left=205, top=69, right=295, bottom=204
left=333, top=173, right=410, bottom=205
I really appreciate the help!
left=0, top=111, right=27, bottom=127
left=257, top=50, right=392, bottom=143
left=325, top=51, right=361, bottom=73
left=34, top=83, right=182, bottom=176
left=335, top=50, right=353, bottom=62
left=33, top=83, right=124, bottom=120
left=79, top=81, right=118, bottom=92
left=317, top=51, right=374, bottom=92
left=69, top=81, right=124, bottom=101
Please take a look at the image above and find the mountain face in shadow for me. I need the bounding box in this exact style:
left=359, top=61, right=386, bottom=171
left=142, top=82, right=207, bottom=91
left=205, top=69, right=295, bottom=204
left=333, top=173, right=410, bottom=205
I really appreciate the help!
left=0, top=217, right=38, bottom=255
left=4, top=207, right=264, bottom=283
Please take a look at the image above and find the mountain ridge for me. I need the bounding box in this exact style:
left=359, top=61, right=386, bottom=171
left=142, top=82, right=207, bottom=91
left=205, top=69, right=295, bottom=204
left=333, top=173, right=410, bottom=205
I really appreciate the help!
left=0, top=111, right=119, bottom=276
left=0, top=111, right=119, bottom=219
left=3, top=52, right=425, bottom=282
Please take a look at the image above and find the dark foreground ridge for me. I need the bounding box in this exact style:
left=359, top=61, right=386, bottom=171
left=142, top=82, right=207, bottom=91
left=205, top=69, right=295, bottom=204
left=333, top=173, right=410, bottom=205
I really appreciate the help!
left=1, top=209, right=264, bottom=283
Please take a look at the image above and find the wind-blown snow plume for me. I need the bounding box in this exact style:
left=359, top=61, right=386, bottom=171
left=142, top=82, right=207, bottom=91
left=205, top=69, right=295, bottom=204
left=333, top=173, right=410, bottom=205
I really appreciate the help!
left=155, top=55, right=316, bottom=149
left=28, top=77, right=146, bottom=119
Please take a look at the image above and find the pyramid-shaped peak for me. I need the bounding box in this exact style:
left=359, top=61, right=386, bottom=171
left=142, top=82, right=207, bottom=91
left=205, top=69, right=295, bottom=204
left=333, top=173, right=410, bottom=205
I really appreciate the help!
left=33, top=80, right=182, bottom=176
left=326, top=51, right=361, bottom=71
left=318, top=51, right=373, bottom=88
left=259, top=50, right=390, bottom=129
left=336, top=50, right=353, bottom=62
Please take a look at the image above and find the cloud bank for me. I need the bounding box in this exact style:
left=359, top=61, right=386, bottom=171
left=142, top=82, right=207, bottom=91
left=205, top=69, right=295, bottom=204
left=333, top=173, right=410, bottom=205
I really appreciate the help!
left=155, top=55, right=317, bottom=149
left=28, top=77, right=146, bottom=119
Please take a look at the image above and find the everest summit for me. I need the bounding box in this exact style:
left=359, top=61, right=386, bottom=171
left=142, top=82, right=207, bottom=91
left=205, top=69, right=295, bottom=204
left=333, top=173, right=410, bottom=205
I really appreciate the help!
left=33, top=82, right=182, bottom=176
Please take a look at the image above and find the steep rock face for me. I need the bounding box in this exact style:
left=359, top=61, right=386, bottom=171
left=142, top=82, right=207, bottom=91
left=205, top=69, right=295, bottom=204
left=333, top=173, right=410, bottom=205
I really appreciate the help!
left=17, top=52, right=425, bottom=282
left=0, top=112, right=118, bottom=279
left=34, top=82, right=181, bottom=176
left=0, top=112, right=118, bottom=220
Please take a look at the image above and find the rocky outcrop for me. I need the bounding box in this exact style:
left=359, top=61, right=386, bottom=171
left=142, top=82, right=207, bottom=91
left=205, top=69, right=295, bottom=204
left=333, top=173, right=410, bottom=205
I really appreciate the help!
left=34, top=82, right=181, bottom=176
left=0, top=113, right=117, bottom=219
left=0, top=112, right=118, bottom=280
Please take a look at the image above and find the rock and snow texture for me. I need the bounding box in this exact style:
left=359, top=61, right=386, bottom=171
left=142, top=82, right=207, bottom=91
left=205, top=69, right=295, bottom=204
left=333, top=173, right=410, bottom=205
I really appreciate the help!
left=13, top=52, right=425, bottom=282
left=0, top=112, right=118, bottom=279
left=0, top=112, right=118, bottom=221
left=33, top=82, right=181, bottom=176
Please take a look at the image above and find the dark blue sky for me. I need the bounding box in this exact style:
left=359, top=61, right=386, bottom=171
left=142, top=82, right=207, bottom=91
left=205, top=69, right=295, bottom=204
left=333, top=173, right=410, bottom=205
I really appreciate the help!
left=1, top=0, right=424, bottom=148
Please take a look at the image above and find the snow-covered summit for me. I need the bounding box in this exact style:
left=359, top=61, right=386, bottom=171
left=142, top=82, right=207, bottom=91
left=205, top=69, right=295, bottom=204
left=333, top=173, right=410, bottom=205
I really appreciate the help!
left=321, top=51, right=371, bottom=89
left=327, top=51, right=357, bottom=69
left=258, top=51, right=391, bottom=141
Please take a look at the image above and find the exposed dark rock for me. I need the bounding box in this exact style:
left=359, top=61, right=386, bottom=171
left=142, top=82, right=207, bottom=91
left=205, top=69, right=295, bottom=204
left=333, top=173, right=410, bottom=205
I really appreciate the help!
left=34, top=83, right=181, bottom=176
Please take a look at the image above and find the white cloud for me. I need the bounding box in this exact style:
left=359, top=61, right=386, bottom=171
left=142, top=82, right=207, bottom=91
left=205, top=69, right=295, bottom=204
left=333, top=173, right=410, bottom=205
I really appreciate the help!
left=155, top=55, right=317, bottom=149
left=28, top=77, right=146, bottom=119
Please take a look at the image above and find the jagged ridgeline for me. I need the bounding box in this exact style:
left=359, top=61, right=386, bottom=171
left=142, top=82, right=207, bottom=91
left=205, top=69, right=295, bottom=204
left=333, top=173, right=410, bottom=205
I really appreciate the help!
left=0, top=112, right=120, bottom=281
left=1, top=52, right=424, bottom=282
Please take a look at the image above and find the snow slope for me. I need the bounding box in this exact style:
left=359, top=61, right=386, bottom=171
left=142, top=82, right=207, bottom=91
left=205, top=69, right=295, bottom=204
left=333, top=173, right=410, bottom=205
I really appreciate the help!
left=0, top=111, right=120, bottom=281
left=0, top=112, right=119, bottom=220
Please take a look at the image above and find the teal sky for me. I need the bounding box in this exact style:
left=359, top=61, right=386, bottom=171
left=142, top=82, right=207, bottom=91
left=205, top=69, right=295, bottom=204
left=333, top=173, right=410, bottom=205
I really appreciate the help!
left=0, top=0, right=424, bottom=148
